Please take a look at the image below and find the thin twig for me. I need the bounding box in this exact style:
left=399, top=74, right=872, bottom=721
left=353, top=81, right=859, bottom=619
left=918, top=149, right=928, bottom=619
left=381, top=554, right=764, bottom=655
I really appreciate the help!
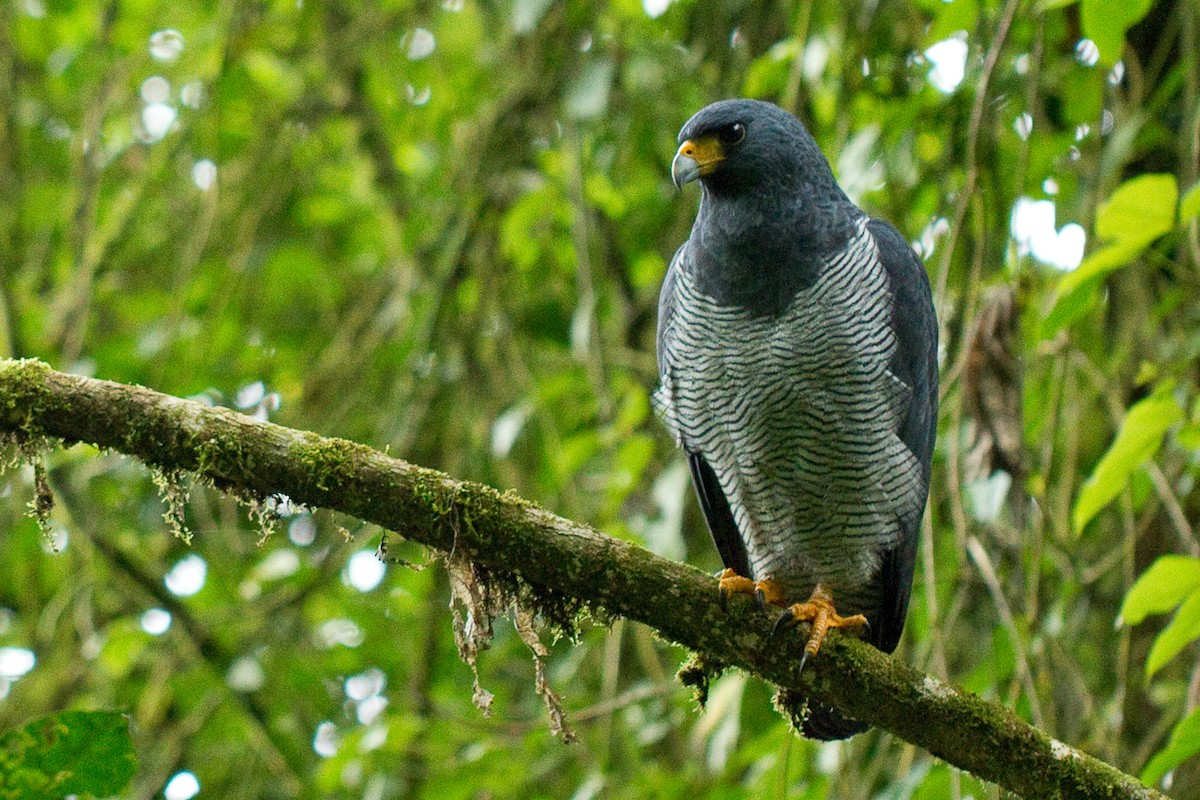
left=1146, top=463, right=1200, bottom=556
left=966, top=536, right=1046, bottom=729
left=933, top=0, right=1022, bottom=305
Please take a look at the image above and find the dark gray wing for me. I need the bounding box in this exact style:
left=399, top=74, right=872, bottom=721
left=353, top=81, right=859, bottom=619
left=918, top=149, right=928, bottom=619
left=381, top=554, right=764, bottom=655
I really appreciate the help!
left=868, top=218, right=939, bottom=655
left=688, top=453, right=751, bottom=578
left=657, top=243, right=753, bottom=579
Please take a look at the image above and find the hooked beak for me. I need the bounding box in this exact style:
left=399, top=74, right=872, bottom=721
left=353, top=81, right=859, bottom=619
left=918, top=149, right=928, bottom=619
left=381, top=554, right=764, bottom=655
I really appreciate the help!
left=671, top=136, right=724, bottom=189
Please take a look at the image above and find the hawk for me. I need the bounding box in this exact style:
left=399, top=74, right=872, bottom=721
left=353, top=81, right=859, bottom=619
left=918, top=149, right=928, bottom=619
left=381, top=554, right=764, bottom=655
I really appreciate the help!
left=656, top=99, right=938, bottom=739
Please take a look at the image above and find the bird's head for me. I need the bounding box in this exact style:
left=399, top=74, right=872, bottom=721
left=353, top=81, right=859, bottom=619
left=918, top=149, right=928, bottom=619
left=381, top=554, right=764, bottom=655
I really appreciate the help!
left=672, top=99, right=837, bottom=198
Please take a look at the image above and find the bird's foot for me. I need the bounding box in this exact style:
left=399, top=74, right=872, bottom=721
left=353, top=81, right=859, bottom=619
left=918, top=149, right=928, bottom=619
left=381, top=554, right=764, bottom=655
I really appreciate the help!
left=717, top=569, right=785, bottom=610
left=772, top=585, right=867, bottom=672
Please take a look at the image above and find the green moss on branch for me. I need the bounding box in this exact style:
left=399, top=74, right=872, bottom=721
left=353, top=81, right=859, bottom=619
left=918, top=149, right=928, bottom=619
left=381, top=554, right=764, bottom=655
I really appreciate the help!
left=0, top=359, right=1170, bottom=800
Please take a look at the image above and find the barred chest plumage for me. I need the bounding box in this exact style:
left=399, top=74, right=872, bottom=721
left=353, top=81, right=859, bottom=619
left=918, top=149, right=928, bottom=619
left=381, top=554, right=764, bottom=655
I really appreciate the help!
left=655, top=219, right=924, bottom=611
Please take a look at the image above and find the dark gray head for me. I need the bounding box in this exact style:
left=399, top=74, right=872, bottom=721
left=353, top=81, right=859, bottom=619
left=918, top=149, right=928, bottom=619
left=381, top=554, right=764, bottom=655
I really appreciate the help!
left=672, top=99, right=842, bottom=200
left=670, top=100, right=860, bottom=310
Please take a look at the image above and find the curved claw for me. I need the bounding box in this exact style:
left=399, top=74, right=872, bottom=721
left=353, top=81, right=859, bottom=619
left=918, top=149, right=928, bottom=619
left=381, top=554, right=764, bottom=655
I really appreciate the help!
left=771, top=608, right=798, bottom=638
left=755, top=588, right=768, bottom=610
left=798, top=648, right=811, bottom=675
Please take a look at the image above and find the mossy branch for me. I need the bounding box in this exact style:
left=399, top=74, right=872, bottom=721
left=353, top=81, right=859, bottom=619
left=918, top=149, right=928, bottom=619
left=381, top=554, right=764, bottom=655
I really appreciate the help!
left=0, top=358, right=1168, bottom=800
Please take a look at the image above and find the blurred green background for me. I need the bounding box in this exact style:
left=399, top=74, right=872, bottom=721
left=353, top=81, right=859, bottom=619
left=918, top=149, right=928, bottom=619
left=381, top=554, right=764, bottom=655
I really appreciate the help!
left=2, top=0, right=1200, bottom=797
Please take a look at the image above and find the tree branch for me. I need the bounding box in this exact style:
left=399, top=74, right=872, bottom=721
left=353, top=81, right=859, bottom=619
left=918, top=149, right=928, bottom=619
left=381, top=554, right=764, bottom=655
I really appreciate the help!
left=0, top=358, right=1168, bottom=800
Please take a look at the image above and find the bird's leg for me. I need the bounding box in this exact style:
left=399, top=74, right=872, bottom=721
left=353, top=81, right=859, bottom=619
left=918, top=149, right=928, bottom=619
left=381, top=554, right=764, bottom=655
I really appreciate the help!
left=772, top=584, right=867, bottom=671
left=717, top=569, right=786, bottom=610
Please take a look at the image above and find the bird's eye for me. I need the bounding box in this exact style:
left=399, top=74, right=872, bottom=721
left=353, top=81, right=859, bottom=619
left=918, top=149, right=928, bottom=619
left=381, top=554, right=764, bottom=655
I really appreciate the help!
left=720, top=123, right=746, bottom=146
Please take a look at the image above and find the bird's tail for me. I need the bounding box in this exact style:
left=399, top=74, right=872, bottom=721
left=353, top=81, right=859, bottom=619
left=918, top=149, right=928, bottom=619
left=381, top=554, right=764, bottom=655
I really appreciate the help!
left=774, top=688, right=869, bottom=741
left=800, top=702, right=868, bottom=740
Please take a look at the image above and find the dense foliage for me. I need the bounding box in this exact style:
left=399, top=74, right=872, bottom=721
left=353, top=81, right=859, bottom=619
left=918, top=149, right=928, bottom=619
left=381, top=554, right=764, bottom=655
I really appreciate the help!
left=2, top=0, right=1199, bottom=797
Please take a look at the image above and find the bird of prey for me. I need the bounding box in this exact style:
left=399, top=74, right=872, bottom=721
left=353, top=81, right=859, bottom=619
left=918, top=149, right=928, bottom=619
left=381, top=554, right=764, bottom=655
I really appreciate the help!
left=655, top=99, right=938, bottom=740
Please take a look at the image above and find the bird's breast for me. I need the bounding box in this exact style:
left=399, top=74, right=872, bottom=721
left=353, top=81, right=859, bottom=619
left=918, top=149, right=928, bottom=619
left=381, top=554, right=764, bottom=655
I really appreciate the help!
left=656, top=220, right=923, bottom=602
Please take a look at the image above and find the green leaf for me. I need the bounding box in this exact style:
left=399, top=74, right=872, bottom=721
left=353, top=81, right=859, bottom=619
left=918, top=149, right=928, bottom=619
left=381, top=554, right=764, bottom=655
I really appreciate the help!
left=1094, top=173, right=1176, bottom=244
left=0, top=711, right=136, bottom=799
left=926, top=0, right=978, bottom=46
left=745, top=38, right=798, bottom=99
left=1057, top=173, right=1177, bottom=297
left=1049, top=175, right=1177, bottom=328
left=242, top=50, right=305, bottom=106
left=1177, top=422, right=1200, bottom=450
left=1181, top=180, right=1200, bottom=222
left=584, top=172, right=628, bottom=219
left=1072, top=384, right=1184, bottom=534
left=1146, top=589, right=1200, bottom=677
left=1080, top=0, right=1154, bottom=67
left=1059, top=67, right=1104, bottom=126
left=1141, top=706, right=1200, bottom=786
left=1119, top=555, right=1200, bottom=625
left=1055, top=237, right=1148, bottom=297
left=1036, top=0, right=1078, bottom=10
left=1041, top=278, right=1101, bottom=339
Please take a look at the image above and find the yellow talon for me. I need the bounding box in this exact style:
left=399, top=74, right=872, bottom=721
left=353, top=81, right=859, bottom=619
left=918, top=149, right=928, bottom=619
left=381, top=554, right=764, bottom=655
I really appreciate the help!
left=774, top=584, right=867, bottom=663
left=717, top=568, right=756, bottom=601
left=717, top=570, right=788, bottom=609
